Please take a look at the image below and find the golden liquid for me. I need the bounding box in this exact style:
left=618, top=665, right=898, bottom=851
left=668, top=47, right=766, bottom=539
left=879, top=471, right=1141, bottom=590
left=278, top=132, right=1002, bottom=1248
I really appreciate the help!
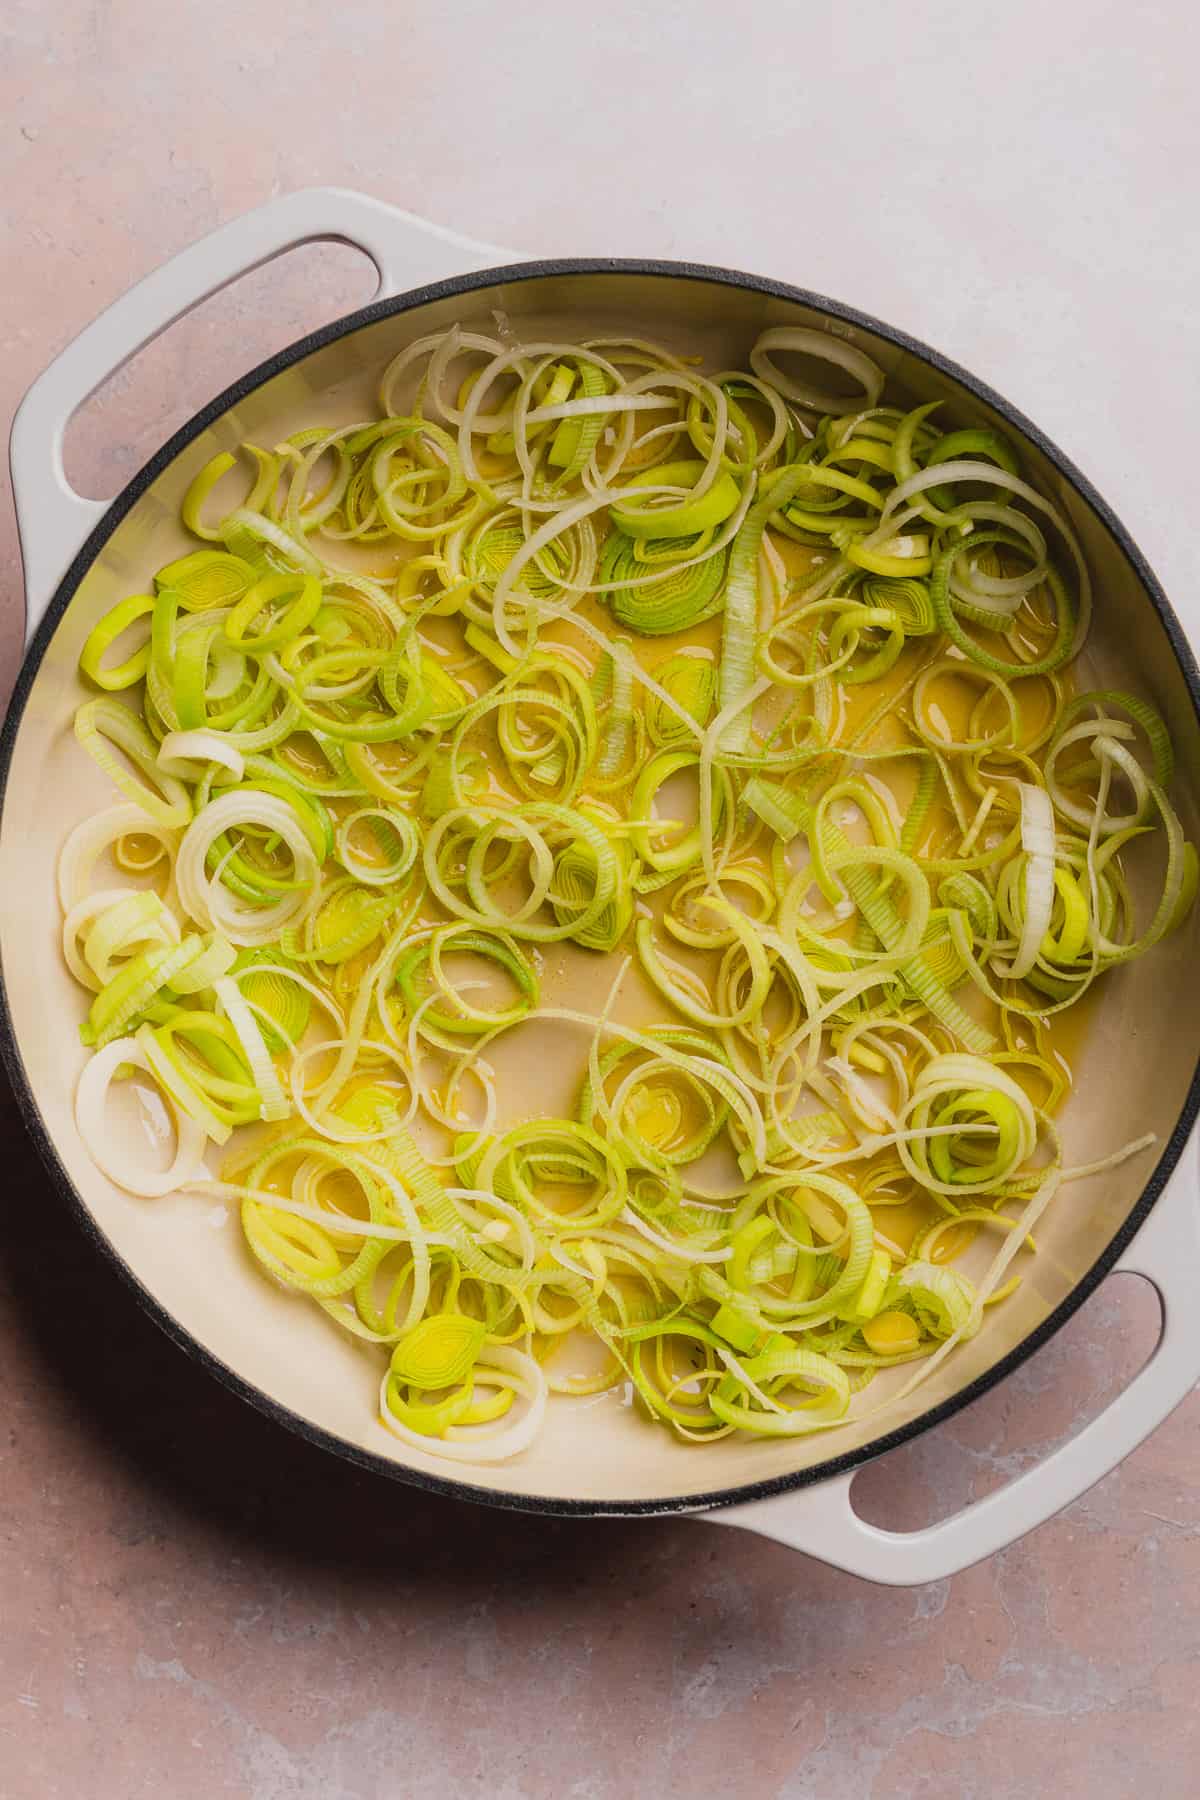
left=200, top=421, right=1097, bottom=1352
left=394, top=526, right=1095, bottom=1270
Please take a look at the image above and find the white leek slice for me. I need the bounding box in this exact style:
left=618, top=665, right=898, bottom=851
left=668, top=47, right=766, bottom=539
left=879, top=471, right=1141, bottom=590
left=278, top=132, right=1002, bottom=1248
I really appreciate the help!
left=750, top=326, right=885, bottom=415
left=1000, top=783, right=1057, bottom=981
left=58, top=804, right=181, bottom=913
left=157, top=729, right=246, bottom=781
left=75, top=1037, right=208, bottom=1197
left=214, top=974, right=290, bottom=1122
left=175, top=791, right=320, bottom=944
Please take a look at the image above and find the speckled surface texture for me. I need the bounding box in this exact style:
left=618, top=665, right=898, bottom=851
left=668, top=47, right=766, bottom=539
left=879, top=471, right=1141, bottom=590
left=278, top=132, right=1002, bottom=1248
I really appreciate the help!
left=3, top=4, right=1200, bottom=1795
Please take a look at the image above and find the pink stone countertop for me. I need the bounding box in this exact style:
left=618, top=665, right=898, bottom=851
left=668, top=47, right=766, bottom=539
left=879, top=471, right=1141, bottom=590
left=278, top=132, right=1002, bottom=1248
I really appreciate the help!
left=4, top=5, right=1200, bottom=1796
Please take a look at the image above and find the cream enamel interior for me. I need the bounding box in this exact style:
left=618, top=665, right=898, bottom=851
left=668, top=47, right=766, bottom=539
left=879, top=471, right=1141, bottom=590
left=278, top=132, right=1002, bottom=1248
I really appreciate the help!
left=5, top=269, right=1200, bottom=1508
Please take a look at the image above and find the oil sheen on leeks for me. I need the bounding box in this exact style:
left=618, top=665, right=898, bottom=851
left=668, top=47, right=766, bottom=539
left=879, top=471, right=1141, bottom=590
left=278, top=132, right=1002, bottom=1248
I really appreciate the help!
left=61, top=317, right=1193, bottom=1462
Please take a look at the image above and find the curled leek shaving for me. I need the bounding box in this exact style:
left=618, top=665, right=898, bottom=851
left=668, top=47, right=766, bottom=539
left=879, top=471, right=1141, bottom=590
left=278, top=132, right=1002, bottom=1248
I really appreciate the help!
left=61, top=318, right=1194, bottom=1461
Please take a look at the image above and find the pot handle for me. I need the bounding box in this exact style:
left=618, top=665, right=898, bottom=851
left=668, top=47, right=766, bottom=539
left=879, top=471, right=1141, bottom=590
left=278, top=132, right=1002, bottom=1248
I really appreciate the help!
left=704, top=1132, right=1200, bottom=1585
left=9, top=187, right=510, bottom=646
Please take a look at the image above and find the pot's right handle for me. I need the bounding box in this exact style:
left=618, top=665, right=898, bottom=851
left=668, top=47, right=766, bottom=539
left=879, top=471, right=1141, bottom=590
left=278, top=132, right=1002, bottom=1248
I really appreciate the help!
left=9, top=186, right=511, bottom=647
left=705, top=1132, right=1200, bottom=1586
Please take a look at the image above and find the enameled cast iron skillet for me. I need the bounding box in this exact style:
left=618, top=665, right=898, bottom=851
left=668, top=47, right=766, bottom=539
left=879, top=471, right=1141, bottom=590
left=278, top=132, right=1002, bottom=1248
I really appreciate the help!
left=6, top=189, right=1200, bottom=1584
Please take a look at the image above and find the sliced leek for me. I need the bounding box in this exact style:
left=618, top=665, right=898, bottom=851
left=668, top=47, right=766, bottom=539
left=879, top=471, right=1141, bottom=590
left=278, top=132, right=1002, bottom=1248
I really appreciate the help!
left=59, top=318, right=1193, bottom=1462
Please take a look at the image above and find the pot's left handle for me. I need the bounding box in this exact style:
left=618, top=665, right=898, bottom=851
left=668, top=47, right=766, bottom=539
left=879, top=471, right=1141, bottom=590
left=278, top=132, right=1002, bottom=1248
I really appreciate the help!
left=9, top=186, right=512, bottom=646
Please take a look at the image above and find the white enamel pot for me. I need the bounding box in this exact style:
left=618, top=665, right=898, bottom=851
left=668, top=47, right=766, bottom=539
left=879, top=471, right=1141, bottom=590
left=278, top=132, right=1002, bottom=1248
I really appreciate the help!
left=6, top=188, right=1200, bottom=1586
